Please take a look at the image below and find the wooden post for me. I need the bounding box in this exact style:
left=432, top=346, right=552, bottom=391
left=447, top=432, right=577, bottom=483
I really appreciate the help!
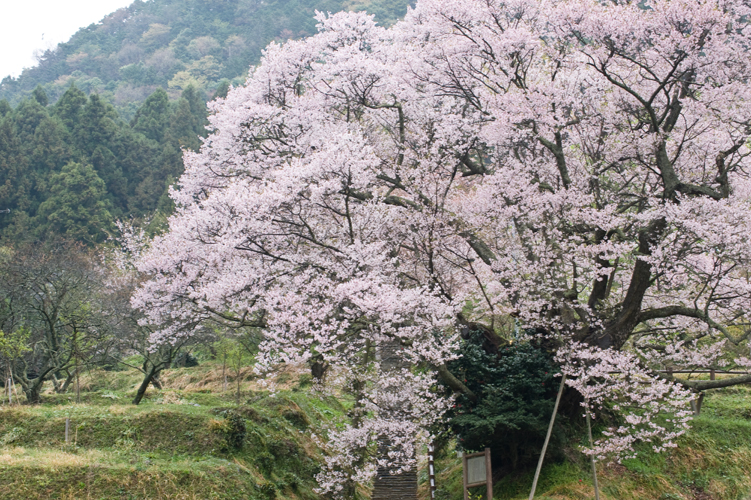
left=485, top=447, right=493, bottom=500
left=463, top=453, right=469, bottom=500
left=585, top=399, right=601, bottom=500
left=65, top=418, right=70, bottom=444
left=74, top=331, right=81, bottom=404
left=710, top=369, right=716, bottom=380
left=695, top=393, right=704, bottom=415
left=428, top=442, right=437, bottom=500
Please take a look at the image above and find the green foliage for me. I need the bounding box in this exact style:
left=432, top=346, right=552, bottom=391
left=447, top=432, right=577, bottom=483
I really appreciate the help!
left=0, top=0, right=416, bottom=245
left=34, top=162, right=113, bottom=244
left=346, top=0, right=413, bottom=26
left=31, top=86, right=48, bottom=107
left=0, top=84, right=213, bottom=243
left=0, top=327, right=31, bottom=361
left=212, top=79, right=231, bottom=100
left=53, top=85, right=87, bottom=130
left=430, top=389, right=751, bottom=500
left=445, top=334, right=562, bottom=471
left=131, top=88, right=171, bottom=142
left=211, top=409, right=248, bottom=451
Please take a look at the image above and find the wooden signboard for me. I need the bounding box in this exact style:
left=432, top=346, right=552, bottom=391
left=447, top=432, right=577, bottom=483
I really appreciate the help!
left=462, top=448, right=492, bottom=500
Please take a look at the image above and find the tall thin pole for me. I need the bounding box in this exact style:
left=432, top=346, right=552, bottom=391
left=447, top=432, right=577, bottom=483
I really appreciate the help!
left=529, top=374, right=566, bottom=500
left=585, top=398, right=601, bottom=500
left=428, top=441, right=437, bottom=499
left=463, top=453, right=469, bottom=500
left=75, top=355, right=81, bottom=404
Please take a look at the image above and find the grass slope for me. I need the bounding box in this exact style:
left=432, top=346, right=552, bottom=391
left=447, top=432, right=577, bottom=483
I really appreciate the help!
left=0, top=362, right=344, bottom=499
left=2, top=361, right=751, bottom=499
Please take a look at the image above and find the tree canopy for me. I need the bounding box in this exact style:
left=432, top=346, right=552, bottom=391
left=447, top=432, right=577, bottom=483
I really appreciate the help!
left=133, top=0, right=751, bottom=494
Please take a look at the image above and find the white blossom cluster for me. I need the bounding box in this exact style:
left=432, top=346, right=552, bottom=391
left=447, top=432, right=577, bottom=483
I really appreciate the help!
left=130, top=0, right=751, bottom=489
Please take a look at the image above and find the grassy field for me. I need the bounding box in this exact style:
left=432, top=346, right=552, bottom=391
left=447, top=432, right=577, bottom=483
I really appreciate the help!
left=1, top=361, right=751, bottom=499
left=0, top=361, right=344, bottom=500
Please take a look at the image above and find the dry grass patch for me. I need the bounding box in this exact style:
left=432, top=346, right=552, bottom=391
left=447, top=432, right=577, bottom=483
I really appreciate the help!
left=0, top=447, right=109, bottom=467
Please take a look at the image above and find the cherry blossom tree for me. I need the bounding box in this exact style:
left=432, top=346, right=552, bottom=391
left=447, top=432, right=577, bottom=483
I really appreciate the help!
left=133, top=0, right=751, bottom=493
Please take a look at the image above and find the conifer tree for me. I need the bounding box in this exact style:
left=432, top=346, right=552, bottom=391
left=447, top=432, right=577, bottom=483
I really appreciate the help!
left=53, top=85, right=88, bottom=131
left=131, top=88, right=171, bottom=143
left=35, top=162, right=113, bottom=245
left=31, top=85, right=49, bottom=107
left=0, top=116, right=29, bottom=236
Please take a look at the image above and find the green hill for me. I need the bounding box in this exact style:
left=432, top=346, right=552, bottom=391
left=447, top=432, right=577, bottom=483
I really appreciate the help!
left=0, top=0, right=414, bottom=118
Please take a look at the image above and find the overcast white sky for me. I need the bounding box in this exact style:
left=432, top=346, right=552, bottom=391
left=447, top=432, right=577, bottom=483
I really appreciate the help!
left=0, top=0, right=135, bottom=79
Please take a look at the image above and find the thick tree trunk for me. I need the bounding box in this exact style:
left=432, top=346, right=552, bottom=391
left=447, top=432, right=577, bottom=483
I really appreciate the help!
left=60, top=371, right=76, bottom=394
left=588, top=218, right=667, bottom=350
left=23, top=379, right=44, bottom=405
left=17, top=365, right=52, bottom=405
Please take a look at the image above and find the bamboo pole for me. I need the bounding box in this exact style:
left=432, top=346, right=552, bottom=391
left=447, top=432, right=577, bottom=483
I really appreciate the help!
left=529, top=374, right=566, bottom=500
left=585, top=398, right=601, bottom=500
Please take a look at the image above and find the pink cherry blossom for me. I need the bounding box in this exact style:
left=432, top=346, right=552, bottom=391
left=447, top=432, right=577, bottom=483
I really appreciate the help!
left=132, top=1, right=751, bottom=492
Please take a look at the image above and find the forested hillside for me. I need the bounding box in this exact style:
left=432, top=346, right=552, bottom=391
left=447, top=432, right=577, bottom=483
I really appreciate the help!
left=0, top=0, right=413, bottom=117
left=0, top=85, right=206, bottom=243
left=0, top=0, right=413, bottom=244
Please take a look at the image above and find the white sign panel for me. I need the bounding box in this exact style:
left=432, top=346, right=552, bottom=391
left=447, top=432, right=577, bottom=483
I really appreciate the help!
left=467, top=456, right=487, bottom=484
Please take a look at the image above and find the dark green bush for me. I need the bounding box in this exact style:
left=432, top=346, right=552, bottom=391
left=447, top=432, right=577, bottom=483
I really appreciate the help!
left=225, top=411, right=247, bottom=450
left=210, top=410, right=246, bottom=451
left=282, top=409, right=310, bottom=429
left=445, top=333, right=563, bottom=471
